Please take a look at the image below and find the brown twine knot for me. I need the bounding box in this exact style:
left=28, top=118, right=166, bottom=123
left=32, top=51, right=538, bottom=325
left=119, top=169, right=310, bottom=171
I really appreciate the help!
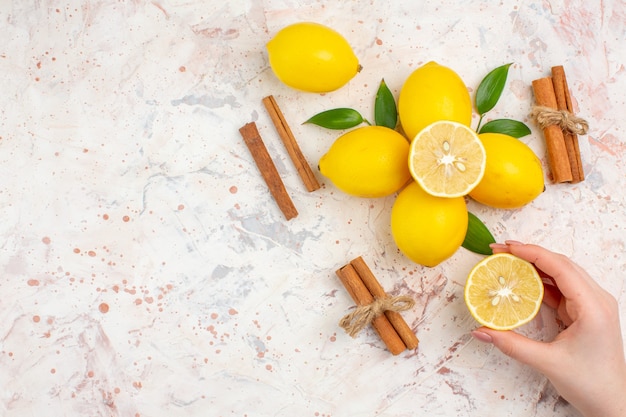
left=339, top=295, right=415, bottom=338
left=531, top=105, right=589, bottom=135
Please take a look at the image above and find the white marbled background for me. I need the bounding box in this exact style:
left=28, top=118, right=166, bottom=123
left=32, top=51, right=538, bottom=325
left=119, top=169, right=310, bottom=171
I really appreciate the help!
left=1, top=0, right=625, bottom=416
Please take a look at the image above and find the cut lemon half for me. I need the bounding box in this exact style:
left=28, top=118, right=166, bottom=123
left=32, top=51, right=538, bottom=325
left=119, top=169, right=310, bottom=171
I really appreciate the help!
left=408, top=121, right=486, bottom=198
left=464, top=253, right=544, bottom=331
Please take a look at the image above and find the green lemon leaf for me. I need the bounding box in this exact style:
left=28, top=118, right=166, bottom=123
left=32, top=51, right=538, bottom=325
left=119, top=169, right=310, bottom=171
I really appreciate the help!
left=475, top=63, right=512, bottom=115
left=462, top=212, right=496, bottom=255
left=478, top=118, right=532, bottom=138
left=303, top=108, right=364, bottom=130
left=374, top=79, right=397, bottom=129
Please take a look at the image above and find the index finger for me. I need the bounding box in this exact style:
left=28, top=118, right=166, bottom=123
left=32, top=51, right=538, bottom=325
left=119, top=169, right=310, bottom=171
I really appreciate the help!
left=506, top=242, right=597, bottom=301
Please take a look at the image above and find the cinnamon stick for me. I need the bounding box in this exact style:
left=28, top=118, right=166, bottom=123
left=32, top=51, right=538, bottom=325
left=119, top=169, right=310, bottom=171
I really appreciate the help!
left=531, top=77, right=573, bottom=183
left=238, top=122, right=298, bottom=220
left=349, top=257, right=419, bottom=350
left=551, top=66, right=584, bottom=182
left=262, top=95, right=321, bottom=192
left=336, top=264, right=407, bottom=355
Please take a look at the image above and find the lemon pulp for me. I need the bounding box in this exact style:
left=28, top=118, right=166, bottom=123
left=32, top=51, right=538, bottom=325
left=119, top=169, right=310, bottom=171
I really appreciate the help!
left=408, top=121, right=486, bottom=198
left=464, top=253, right=544, bottom=330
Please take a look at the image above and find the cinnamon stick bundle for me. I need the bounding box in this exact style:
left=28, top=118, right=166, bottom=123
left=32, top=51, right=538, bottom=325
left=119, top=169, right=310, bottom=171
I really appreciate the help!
left=336, top=257, right=418, bottom=355
left=531, top=66, right=587, bottom=183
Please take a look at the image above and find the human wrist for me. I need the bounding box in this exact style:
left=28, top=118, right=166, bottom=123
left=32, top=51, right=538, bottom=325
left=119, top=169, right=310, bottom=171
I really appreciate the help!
left=582, top=365, right=626, bottom=417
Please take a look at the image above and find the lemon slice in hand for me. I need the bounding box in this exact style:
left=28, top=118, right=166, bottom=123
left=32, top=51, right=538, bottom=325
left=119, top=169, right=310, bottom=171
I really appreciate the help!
left=464, top=253, right=544, bottom=331
left=408, top=121, right=486, bottom=198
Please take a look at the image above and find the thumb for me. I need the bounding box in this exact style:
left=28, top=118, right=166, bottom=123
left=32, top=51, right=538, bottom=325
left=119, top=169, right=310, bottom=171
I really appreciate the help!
left=472, top=327, right=553, bottom=372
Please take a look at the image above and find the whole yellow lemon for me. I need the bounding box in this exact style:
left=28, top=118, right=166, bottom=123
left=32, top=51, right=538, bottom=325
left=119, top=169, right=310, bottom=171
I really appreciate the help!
left=319, top=126, right=411, bottom=198
left=469, top=133, right=545, bottom=209
left=266, top=22, right=360, bottom=93
left=391, top=181, right=468, bottom=267
left=398, top=61, right=472, bottom=141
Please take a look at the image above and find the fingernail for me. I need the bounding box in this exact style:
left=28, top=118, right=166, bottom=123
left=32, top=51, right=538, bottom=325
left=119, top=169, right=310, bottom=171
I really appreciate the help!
left=471, top=330, right=493, bottom=343
left=504, top=240, right=524, bottom=246
left=489, top=243, right=508, bottom=249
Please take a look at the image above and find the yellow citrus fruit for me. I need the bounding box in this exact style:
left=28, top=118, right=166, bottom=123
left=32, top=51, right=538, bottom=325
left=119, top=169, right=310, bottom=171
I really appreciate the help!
left=408, top=121, right=486, bottom=198
left=319, top=126, right=411, bottom=198
left=398, top=61, right=472, bottom=141
left=469, top=133, right=544, bottom=209
left=266, top=22, right=360, bottom=93
left=464, top=253, right=544, bottom=330
left=391, top=181, right=467, bottom=267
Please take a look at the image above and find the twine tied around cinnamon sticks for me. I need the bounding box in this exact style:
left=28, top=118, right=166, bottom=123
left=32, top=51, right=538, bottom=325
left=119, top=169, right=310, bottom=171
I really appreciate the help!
left=530, top=105, right=589, bottom=136
left=336, top=256, right=419, bottom=355
left=531, top=65, right=587, bottom=183
left=339, top=295, right=415, bottom=338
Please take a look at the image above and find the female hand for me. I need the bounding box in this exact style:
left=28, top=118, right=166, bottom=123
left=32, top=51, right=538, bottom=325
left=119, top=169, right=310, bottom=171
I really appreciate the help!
left=471, top=241, right=626, bottom=417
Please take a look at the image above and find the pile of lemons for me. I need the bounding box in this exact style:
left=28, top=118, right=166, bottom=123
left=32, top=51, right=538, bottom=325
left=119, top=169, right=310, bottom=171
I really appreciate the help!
left=266, top=22, right=544, bottom=268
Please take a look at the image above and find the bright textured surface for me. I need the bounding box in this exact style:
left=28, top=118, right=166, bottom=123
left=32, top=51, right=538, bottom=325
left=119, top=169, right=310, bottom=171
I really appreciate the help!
left=1, top=1, right=625, bottom=416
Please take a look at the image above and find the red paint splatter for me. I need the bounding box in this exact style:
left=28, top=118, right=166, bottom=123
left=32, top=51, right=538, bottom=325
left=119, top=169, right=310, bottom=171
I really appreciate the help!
left=122, top=215, right=130, bottom=222
left=228, top=308, right=238, bottom=315
left=179, top=66, right=186, bottom=72
left=33, top=315, right=40, bottom=323
left=27, top=279, right=40, bottom=286
left=73, top=248, right=81, bottom=254
left=229, top=186, right=237, bottom=194
left=98, top=303, right=109, bottom=313
left=87, top=250, right=96, bottom=257
left=103, top=213, right=109, bottom=220
left=50, top=368, right=56, bottom=374
left=177, top=204, right=184, bottom=210
left=207, top=325, right=217, bottom=337
left=42, top=236, right=51, bottom=244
